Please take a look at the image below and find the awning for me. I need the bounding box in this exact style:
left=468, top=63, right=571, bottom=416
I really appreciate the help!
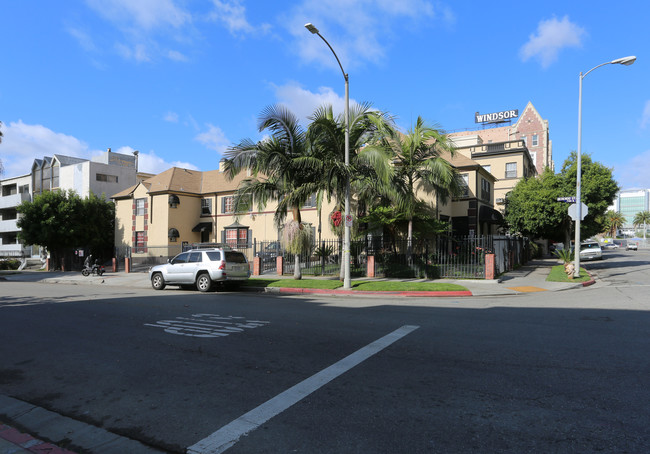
left=192, top=222, right=213, bottom=232
left=168, top=228, right=180, bottom=238
left=225, top=221, right=248, bottom=229
left=479, top=205, right=503, bottom=223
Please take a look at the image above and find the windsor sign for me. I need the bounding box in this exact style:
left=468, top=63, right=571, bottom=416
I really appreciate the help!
left=475, top=109, right=519, bottom=124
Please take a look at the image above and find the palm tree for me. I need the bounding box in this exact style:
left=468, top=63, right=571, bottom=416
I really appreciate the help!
left=633, top=210, right=650, bottom=239
left=307, top=103, right=395, bottom=278
left=223, top=105, right=319, bottom=279
left=604, top=210, right=625, bottom=238
left=375, top=116, right=461, bottom=249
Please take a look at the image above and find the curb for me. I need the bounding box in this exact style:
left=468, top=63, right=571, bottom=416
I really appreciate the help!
left=0, top=422, right=77, bottom=454
left=263, top=287, right=473, bottom=297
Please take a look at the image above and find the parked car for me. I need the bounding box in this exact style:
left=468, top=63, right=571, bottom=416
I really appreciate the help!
left=149, top=247, right=250, bottom=292
left=258, top=241, right=281, bottom=263
left=601, top=242, right=618, bottom=250
left=627, top=241, right=638, bottom=251
left=579, top=241, right=602, bottom=261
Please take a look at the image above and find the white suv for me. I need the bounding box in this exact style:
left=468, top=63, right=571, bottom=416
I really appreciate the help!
left=149, top=247, right=250, bottom=292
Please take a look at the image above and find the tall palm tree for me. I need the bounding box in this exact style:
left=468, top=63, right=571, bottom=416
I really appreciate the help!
left=375, top=116, right=461, bottom=247
left=307, top=103, right=395, bottom=278
left=223, top=105, right=319, bottom=279
left=605, top=210, right=625, bottom=238
left=633, top=210, right=650, bottom=239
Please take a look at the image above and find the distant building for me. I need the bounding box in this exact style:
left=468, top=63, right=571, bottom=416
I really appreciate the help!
left=0, top=149, right=139, bottom=258
left=449, top=102, right=554, bottom=175
left=612, top=189, right=650, bottom=235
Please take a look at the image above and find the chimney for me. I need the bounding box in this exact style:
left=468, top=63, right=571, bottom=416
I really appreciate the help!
left=107, top=148, right=112, bottom=153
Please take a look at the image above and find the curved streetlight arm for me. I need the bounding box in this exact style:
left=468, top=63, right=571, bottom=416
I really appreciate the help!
left=304, top=23, right=348, bottom=81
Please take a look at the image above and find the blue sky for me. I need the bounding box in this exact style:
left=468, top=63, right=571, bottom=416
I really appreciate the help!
left=1, top=1, right=648, bottom=189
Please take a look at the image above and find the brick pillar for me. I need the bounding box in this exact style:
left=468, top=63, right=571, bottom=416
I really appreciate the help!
left=112, top=257, right=118, bottom=272
left=367, top=255, right=375, bottom=278
left=276, top=256, right=284, bottom=276
left=485, top=253, right=496, bottom=280
left=125, top=257, right=131, bottom=273
left=253, top=256, right=261, bottom=276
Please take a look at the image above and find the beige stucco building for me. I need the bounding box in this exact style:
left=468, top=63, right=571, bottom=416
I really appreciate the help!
left=112, top=165, right=340, bottom=257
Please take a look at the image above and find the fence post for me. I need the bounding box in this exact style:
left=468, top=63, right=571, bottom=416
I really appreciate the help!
left=112, top=257, right=118, bottom=272
left=485, top=253, right=496, bottom=280
left=367, top=255, right=375, bottom=278
left=125, top=257, right=131, bottom=273
left=276, top=256, right=284, bottom=276
left=253, top=256, right=261, bottom=276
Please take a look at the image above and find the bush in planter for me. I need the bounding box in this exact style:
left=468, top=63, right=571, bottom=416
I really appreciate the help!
left=0, top=259, right=20, bottom=270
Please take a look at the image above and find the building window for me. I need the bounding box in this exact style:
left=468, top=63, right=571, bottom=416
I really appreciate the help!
left=97, top=173, right=119, bottom=183
left=505, top=162, right=517, bottom=179
left=482, top=165, right=491, bottom=174
left=135, top=231, right=146, bottom=252
left=459, top=174, right=470, bottom=197
left=303, top=194, right=317, bottom=208
left=225, top=227, right=249, bottom=248
left=481, top=178, right=491, bottom=201
left=532, top=134, right=539, bottom=146
left=201, top=198, right=212, bottom=215
left=529, top=152, right=537, bottom=168
left=521, top=135, right=527, bottom=146
left=135, top=198, right=146, bottom=216
left=222, top=196, right=234, bottom=214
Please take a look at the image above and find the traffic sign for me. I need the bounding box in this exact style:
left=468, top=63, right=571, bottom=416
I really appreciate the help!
left=345, top=214, right=353, bottom=227
left=557, top=196, right=576, bottom=203
left=568, top=202, right=588, bottom=221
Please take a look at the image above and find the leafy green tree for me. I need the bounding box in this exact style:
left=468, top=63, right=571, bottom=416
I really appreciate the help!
left=604, top=210, right=625, bottom=237
left=505, top=152, right=618, bottom=247
left=633, top=210, right=650, bottom=238
left=505, top=168, right=569, bottom=242
left=223, top=105, right=317, bottom=279
left=17, top=190, right=115, bottom=269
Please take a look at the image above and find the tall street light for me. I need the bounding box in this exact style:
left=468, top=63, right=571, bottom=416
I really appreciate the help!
left=305, top=22, right=351, bottom=289
left=574, top=55, right=636, bottom=277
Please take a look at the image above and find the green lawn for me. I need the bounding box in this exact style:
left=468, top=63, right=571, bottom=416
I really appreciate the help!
left=546, top=265, right=592, bottom=283
left=244, top=278, right=468, bottom=292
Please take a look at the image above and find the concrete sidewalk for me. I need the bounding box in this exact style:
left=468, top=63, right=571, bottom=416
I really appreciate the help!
left=0, top=257, right=594, bottom=296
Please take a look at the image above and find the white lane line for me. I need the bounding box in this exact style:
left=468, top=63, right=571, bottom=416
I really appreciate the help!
left=187, top=324, right=420, bottom=454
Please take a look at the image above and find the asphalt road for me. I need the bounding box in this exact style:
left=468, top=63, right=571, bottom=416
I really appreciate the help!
left=1, top=249, right=650, bottom=453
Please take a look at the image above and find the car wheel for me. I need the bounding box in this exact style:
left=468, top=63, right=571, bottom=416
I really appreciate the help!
left=151, top=273, right=166, bottom=290
left=196, top=273, right=213, bottom=292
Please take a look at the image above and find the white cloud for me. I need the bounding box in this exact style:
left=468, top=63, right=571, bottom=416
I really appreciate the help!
left=195, top=124, right=230, bottom=155
left=287, top=0, right=446, bottom=71
left=0, top=121, right=187, bottom=178
left=67, top=27, right=98, bottom=52
left=613, top=149, right=650, bottom=189
left=164, top=111, right=180, bottom=123
left=0, top=121, right=89, bottom=177
left=208, top=0, right=255, bottom=34
left=640, top=100, right=650, bottom=129
left=133, top=149, right=199, bottom=174
left=520, top=16, right=586, bottom=68
left=85, top=0, right=191, bottom=31
left=271, top=81, right=355, bottom=125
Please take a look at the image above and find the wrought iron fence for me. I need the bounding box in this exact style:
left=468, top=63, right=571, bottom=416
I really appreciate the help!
left=117, top=234, right=529, bottom=278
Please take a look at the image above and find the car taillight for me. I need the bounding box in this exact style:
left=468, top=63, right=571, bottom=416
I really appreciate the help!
left=219, top=261, right=226, bottom=270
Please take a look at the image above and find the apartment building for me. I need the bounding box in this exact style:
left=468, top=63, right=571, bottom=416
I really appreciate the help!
left=612, top=189, right=650, bottom=235
left=0, top=149, right=138, bottom=258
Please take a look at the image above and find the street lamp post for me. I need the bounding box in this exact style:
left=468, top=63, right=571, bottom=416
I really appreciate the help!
left=305, top=22, right=351, bottom=289
left=574, top=55, right=636, bottom=278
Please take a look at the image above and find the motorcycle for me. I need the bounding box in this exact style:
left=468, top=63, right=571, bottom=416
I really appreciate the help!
left=81, top=260, right=105, bottom=276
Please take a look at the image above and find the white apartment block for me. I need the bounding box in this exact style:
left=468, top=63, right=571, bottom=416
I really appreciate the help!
left=0, top=149, right=138, bottom=258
